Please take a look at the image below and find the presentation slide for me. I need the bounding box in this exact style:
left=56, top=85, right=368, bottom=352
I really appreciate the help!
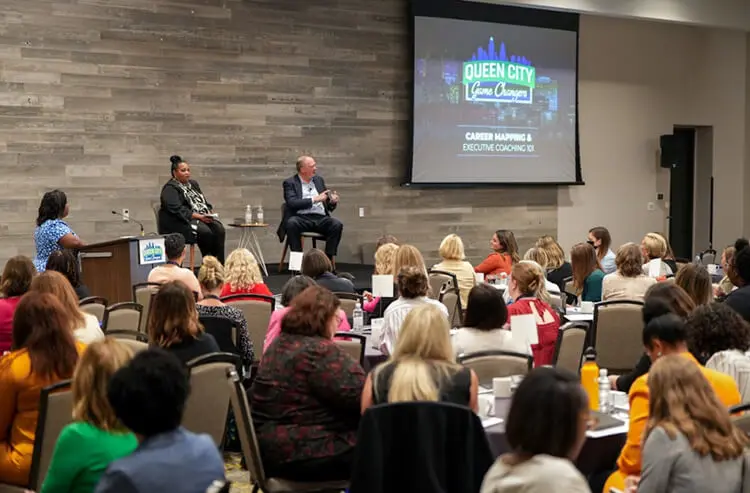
left=411, top=16, right=579, bottom=184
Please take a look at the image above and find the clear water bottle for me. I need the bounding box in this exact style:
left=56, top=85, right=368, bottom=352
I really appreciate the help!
left=256, top=205, right=264, bottom=224
left=352, top=302, right=364, bottom=331
left=598, top=368, right=611, bottom=413
left=244, top=205, right=252, bottom=224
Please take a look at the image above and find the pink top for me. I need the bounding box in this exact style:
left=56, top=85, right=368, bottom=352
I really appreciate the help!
left=363, top=296, right=380, bottom=313
left=0, top=297, right=22, bottom=353
left=263, top=307, right=351, bottom=354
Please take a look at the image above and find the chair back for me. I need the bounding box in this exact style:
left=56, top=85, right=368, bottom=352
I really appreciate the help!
left=548, top=292, right=564, bottom=311
left=79, top=296, right=108, bottom=322
left=428, top=270, right=457, bottom=301
left=132, top=282, right=161, bottom=333
left=334, top=292, right=363, bottom=318
left=457, top=350, right=533, bottom=384
left=334, top=332, right=366, bottom=366
left=221, top=295, right=275, bottom=364
left=701, top=249, right=717, bottom=266
left=102, top=302, right=142, bottom=333
left=152, top=202, right=161, bottom=231
left=438, top=289, right=462, bottom=328
left=107, top=330, right=149, bottom=352
left=553, top=323, right=588, bottom=374
left=592, top=300, right=645, bottom=372
left=28, top=380, right=73, bottom=490
left=184, top=353, right=240, bottom=447
left=199, top=316, right=239, bottom=356
left=730, top=403, right=750, bottom=436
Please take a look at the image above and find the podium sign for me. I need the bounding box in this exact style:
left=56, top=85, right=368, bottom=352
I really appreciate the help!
left=138, top=238, right=166, bottom=265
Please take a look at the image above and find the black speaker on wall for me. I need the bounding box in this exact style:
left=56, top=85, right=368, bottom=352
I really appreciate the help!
left=660, top=134, right=683, bottom=168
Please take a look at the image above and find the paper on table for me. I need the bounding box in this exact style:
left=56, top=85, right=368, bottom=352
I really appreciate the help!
left=586, top=422, right=629, bottom=439
left=481, top=417, right=503, bottom=429
left=288, top=251, right=303, bottom=271
left=372, top=275, right=394, bottom=297
left=511, top=313, right=538, bottom=346
left=475, top=273, right=485, bottom=284
left=707, top=263, right=718, bottom=275
left=647, top=258, right=662, bottom=278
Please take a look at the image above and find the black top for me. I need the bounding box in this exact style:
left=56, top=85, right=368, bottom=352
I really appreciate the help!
left=158, top=179, right=211, bottom=244
left=615, top=353, right=651, bottom=393
left=163, top=332, right=220, bottom=366
left=74, top=283, right=91, bottom=300
left=663, top=259, right=678, bottom=274
left=725, top=285, right=750, bottom=324
left=547, top=262, right=573, bottom=292
left=315, top=272, right=356, bottom=294
left=372, top=362, right=472, bottom=407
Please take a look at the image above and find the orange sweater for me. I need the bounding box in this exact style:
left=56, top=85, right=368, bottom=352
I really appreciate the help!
left=0, top=342, right=86, bottom=486
left=603, top=352, right=741, bottom=493
left=474, top=252, right=513, bottom=276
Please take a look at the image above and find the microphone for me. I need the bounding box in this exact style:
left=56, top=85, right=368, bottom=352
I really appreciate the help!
left=111, top=210, right=145, bottom=236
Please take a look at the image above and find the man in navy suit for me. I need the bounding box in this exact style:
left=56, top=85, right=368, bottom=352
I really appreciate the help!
left=277, top=155, right=343, bottom=260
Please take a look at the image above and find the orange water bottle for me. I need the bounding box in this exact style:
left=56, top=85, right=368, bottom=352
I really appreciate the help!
left=580, top=347, right=599, bottom=411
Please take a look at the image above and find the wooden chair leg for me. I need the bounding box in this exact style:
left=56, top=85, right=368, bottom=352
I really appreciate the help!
left=278, top=241, right=289, bottom=272
left=189, top=244, right=195, bottom=271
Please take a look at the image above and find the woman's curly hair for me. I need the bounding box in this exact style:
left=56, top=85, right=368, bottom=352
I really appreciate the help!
left=687, top=303, right=750, bottom=363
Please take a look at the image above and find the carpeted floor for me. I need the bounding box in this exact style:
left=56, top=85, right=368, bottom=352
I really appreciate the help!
left=225, top=452, right=252, bottom=492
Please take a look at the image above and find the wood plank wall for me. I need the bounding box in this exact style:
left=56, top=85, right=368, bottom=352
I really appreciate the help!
left=0, top=0, right=557, bottom=267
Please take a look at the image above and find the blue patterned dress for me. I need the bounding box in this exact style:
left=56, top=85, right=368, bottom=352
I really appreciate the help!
left=34, top=219, right=75, bottom=272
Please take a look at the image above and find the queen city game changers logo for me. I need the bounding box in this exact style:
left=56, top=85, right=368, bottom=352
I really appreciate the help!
left=462, top=37, right=536, bottom=104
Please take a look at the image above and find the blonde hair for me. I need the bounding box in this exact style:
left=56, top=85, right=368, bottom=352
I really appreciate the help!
left=374, top=243, right=399, bottom=275
left=642, top=233, right=668, bottom=261
left=72, top=338, right=134, bottom=431
left=523, top=247, right=549, bottom=270
left=198, top=255, right=225, bottom=291
left=224, top=248, right=263, bottom=290
left=536, top=235, right=565, bottom=270
left=380, top=304, right=458, bottom=403
left=391, top=244, right=428, bottom=278
left=30, top=270, right=85, bottom=329
left=645, top=354, right=747, bottom=460
left=438, top=234, right=465, bottom=261
left=512, top=260, right=551, bottom=304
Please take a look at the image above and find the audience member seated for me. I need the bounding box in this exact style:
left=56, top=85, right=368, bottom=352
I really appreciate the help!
left=219, top=248, right=272, bottom=298
left=30, top=271, right=104, bottom=344
left=480, top=367, right=590, bottom=493
left=33, top=189, right=85, bottom=272
left=0, top=256, right=35, bottom=354
left=611, top=283, right=696, bottom=394
left=452, top=284, right=529, bottom=358
left=375, top=234, right=400, bottom=249
left=300, top=248, right=354, bottom=293
left=40, top=338, right=137, bottom=493
left=362, top=304, right=478, bottom=411
left=250, top=286, right=365, bottom=481
left=147, top=281, right=219, bottom=365
left=536, top=235, right=573, bottom=292
left=687, top=303, right=750, bottom=400
left=522, top=247, right=562, bottom=294
left=588, top=226, right=616, bottom=274
left=655, top=231, right=678, bottom=274
left=432, top=234, right=476, bottom=308
left=571, top=243, right=604, bottom=302
left=147, top=233, right=202, bottom=299
left=628, top=355, right=749, bottom=493
left=602, top=314, right=740, bottom=493
left=723, top=239, right=750, bottom=323
left=0, top=292, right=84, bottom=486
left=195, top=256, right=254, bottom=367
left=506, top=261, right=560, bottom=366
left=475, top=230, right=519, bottom=277
left=640, top=232, right=673, bottom=277
left=379, top=267, right=448, bottom=356
left=363, top=242, right=399, bottom=315
left=715, top=244, right=737, bottom=297
left=264, top=275, right=350, bottom=354
left=675, top=263, right=713, bottom=306
left=95, top=349, right=225, bottom=493
left=46, top=249, right=90, bottom=299
left=602, top=243, right=656, bottom=301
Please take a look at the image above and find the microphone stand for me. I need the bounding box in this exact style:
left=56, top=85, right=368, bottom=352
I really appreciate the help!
left=111, top=210, right=145, bottom=236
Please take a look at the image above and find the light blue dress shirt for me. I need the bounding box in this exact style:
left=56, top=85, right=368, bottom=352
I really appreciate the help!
left=297, top=177, right=326, bottom=216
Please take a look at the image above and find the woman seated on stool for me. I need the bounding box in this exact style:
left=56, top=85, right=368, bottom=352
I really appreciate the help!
left=148, top=281, right=219, bottom=365
left=602, top=243, right=656, bottom=302
left=46, top=249, right=90, bottom=300
left=251, top=286, right=365, bottom=482
left=362, top=303, right=478, bottom=412
left=34, top=189, right=85, bottom=272
left=219, top=248, right=272, bottom=299
left=452, top=284, right=529, bottom=358
left=571, top=243, right=605, bottom=302
left=159, top=155, right=225, bottom=264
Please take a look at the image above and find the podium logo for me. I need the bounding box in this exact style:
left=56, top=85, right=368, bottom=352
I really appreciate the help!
left=141, top=242, right=165, bottom=263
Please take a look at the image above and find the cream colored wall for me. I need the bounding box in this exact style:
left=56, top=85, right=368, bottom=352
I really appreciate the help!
left=558, top=15, right=749, bottom=255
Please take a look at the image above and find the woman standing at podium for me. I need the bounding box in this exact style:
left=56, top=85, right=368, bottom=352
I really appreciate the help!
left=33, top=190, right=85, bottom=272
left=158, top=155, right=226, bottom=264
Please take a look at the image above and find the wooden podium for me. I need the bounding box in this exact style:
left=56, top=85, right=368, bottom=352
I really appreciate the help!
left=78, top=236, right=167, bottom=304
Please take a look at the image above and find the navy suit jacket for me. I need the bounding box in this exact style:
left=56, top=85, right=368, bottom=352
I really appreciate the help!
left=277, top=174, right=337, bottom=242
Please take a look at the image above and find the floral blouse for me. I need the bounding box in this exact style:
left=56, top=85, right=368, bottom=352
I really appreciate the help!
left=250, top=333, right=365, bottom=468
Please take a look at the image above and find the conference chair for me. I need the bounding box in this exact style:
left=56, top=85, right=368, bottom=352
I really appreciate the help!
left=552, top=322, right=588, bottom=374
left=107, top=330, right=149, bottom=353
left=79, top=296, right=108, bottom=323
left=334, top=332, right=367, bottom=366
left=199, top=316, right=239, bottom=356
left=592, top=300, right=644, bottom=373
left=438, top=289, right=463, bottom=329
left=132, top=282, right=161, bottom=333
left=334, top=292, right=363, bottom=319
left=427, top=270, right=458, bottom=301
left=457, top=350, right=533, bottom=385
left=102, top=302, right=143, bottom=333
left=221, top=294, right=275, bottom=365
left=226, top=367, right=349, bottom=493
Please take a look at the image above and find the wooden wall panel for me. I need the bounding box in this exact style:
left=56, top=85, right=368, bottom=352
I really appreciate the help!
left=0, top=0, right=557, bottom=268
